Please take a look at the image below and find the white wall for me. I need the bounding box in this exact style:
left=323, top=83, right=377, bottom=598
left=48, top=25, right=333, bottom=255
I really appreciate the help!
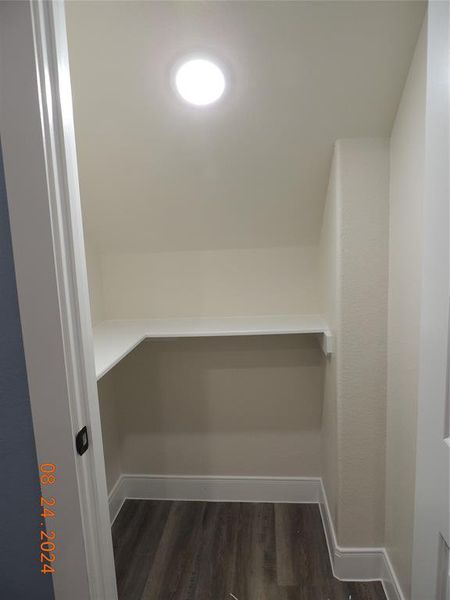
left=319, top=151, right=339, bottom=527
left=94, top=246, right=323, bottom=493
left=100, top=246, right=319, bottom=320
left=97, top=372, right=121, bottom=492
left=84, top=236, right=104, bottom=325
left=338, top=139, right=389, bottom=547
left=385, top=21, right=426, bottom=599
left=98, top=334, right=323, bottom=491
left=320, top=138, right=389, bottom=547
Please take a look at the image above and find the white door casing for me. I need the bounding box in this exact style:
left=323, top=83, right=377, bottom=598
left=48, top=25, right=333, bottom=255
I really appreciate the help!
left=0, top=1, right=118, bottom=598
left=411, top=2, right=450, bottom=599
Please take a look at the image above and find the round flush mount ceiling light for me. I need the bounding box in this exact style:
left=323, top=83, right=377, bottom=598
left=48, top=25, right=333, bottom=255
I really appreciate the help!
left=174, top=58, right=226, bottom=106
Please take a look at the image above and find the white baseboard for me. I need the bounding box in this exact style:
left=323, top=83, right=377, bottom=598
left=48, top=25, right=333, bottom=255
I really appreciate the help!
left=379, top=550, right=406, bottom=600
left=108, top=474, right=403, bottom=597
left=318, top=480, right=405, bottom=599
left=108, top=476, right=128, bottom=524
left=109, top=474, right=322, bottom=522
left=318, top=480, right=385, bottom=581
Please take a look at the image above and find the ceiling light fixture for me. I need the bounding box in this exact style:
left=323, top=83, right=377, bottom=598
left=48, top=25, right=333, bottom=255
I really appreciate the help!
left=174, top=58, right=226, bottom=106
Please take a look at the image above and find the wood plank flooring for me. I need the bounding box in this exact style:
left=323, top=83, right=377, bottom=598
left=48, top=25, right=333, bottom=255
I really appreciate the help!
left=112, top=500, right=386, bottom=600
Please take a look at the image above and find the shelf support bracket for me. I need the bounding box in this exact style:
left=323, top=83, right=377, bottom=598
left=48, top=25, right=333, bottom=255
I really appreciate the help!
left=317, top=330, right=334, bottom=357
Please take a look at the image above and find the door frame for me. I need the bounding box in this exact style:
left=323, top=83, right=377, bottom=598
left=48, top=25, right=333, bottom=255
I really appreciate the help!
left=0, top=1, right=117, bottom=598
left=411, top=1, right=450, bottom=597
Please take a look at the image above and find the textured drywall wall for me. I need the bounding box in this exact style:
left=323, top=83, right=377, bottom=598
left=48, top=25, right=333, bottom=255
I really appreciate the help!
left=100, top=246, right=319, bottom=320
left=319, top=151, right=340, bottom=528
left=97, top=372, right=121, bottom=493
left=0, top=145, right=54, bottom=598
left=320, top=139, right=389, bottom=547
left=386, top=21, right=426, bottom=598
left=338, top=138, right=389, bottom=547
left=105, top=335, right=323, bottom=481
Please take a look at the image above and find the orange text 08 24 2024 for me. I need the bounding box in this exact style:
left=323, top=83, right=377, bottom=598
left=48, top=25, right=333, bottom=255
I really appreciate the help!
left=39, top=463, right=57, bottom=575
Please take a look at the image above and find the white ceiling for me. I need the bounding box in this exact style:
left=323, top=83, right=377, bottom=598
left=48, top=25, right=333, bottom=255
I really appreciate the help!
left=66, top=0, right=426, bottom=253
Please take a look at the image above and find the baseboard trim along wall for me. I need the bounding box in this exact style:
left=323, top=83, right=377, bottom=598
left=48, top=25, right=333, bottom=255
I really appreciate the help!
left=108, top=474, right=323, bottom=522
left=379, top=552, right=406, bottom=600
left=108, top=474, right=403, bottom=597
left=317, top=481, right=404, bottom=600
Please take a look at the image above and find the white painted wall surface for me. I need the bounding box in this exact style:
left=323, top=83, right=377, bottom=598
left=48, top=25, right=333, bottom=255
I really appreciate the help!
left=84, top=237, right=104, bottom=325
left=338, top=139, right=389, bottom=547
left=100, top=246, right=319, bottom=320
left=97, top=373, right=121, bottom=492
left=319, top=151, right=340, bottom=528
left=320, top=139, right=389, bottom=548
left=385, top=21, right=426, bottom=599
left=98, top=335, right=323, bottom=491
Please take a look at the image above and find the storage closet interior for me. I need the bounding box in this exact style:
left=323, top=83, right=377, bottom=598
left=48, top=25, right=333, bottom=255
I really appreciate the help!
left=65, top=1, right=427, bottom=596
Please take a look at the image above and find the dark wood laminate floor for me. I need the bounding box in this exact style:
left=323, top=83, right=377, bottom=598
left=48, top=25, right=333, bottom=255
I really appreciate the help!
left=112, top=500, right=386, bottom=600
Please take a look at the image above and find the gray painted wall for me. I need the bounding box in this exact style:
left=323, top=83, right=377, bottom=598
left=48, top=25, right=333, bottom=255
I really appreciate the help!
left=0, top=143, right=54, bottom=599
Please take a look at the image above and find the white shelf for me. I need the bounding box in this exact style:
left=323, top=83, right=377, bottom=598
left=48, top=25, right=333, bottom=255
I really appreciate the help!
left=93, top=315, right=333, bottom=380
